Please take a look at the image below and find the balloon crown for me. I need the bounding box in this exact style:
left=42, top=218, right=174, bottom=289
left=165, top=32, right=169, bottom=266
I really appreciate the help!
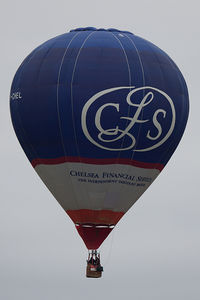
left=70, top=27, right=133, bottom=34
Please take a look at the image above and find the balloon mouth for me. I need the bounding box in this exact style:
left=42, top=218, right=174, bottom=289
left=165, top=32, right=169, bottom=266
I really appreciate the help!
left=66, top=209, right=124, bottom=249
left=70, top=27, right=133, bottom=34
left=75, top=223, right=114, bottom=250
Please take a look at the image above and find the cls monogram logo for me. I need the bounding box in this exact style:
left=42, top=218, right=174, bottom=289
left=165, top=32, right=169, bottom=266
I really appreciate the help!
left=81, top=86, right=176, bottom=152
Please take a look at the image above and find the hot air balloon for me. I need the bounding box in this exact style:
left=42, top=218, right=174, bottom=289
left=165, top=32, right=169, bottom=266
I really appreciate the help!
left=10, top=27, right=189, bottom=278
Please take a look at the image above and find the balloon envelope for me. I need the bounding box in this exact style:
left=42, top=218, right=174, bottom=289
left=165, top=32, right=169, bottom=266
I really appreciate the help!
left=10, top=27, right=189, bottom=249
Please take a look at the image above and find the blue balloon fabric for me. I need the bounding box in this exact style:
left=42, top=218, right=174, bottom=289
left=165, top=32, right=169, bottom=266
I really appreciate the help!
left=10, top=27, right=189, bottom=167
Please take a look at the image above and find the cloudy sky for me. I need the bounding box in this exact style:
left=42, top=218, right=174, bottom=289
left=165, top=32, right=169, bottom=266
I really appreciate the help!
left=1, top=0, right=199, bottom=299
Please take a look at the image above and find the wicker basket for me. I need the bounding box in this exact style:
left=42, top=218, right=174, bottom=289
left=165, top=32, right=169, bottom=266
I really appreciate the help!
left=86, top=264, right=102, bottom=278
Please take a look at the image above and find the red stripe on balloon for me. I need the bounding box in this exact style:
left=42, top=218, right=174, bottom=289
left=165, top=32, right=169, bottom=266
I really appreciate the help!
left=31, top=156, right=164, bottom=171
left=66, top=209, right=124, bottom=225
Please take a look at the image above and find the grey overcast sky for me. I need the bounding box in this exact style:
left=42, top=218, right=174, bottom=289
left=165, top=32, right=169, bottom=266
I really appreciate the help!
left=1, top=0, right=200, bottom=299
